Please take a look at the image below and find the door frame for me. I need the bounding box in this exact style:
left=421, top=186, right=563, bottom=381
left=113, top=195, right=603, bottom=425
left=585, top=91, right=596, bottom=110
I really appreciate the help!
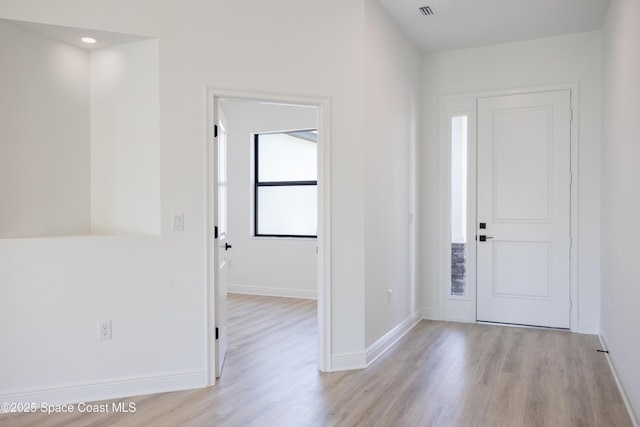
left=205, top=88, right=332, bottom=386
left=439, top=83, right=579, bottom=332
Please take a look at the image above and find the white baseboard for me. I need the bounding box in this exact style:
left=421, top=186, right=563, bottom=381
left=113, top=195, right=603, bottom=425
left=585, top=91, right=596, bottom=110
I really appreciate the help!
left=228, top=284, right=317, bottom=300
left=330, top=352, right=367, bottom=372
left=366, top=310, right=421, bottom=366
left=0, top=370, right=206, bottom=410
left=421, top=306, right=441, bottom=320
left=577, top=320, right=600, bottom=335
left=599, top=335, right=639, bottom=427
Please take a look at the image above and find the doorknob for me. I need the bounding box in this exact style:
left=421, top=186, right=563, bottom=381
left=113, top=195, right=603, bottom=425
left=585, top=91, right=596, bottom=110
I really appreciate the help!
left=479, top=235, right=493, bottom=242
left=225, top=243, right=232, bottom=250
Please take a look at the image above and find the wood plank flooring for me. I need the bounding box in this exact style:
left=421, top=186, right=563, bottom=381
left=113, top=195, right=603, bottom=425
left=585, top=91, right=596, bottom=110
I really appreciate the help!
left=1, top=293, right=633, bottom=426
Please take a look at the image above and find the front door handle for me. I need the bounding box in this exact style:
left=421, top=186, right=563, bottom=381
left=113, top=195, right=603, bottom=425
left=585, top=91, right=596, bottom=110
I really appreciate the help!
left=479, top=235, right=493, bottom=242
left=225, top=242, right=233, bottom=251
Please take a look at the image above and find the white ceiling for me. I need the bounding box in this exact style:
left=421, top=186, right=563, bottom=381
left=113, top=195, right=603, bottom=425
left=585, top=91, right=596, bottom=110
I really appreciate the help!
left=376, top=0, right=610, bottom=53
left=4, top=19, right=150, bottom=51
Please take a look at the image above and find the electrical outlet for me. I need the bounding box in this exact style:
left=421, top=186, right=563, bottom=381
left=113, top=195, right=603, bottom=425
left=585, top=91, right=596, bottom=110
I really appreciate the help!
left=99, top=321, right=112, bottom=340
left=387, top=289, right=392, bottom=304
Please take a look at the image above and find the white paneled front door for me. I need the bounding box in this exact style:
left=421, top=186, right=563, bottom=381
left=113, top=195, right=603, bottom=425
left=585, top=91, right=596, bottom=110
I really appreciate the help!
left=476, top=90, right=571, bottom=329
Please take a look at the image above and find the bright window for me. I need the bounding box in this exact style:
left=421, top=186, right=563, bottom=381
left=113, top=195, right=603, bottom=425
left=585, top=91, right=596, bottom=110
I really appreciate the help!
left=451, top=115, right=468, bottom=296
left=254, top=130, right=317, bottom=238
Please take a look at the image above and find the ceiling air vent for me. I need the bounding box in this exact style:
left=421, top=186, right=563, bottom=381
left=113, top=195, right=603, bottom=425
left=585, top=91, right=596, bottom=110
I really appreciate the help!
left=419, top=6, right=435, bottom=16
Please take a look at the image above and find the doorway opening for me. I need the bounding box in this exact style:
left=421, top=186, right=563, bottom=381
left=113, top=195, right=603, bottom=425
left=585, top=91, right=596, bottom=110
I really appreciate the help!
left=206, top=90, right=331, bottom=385
left=440, top=85, right=578, bottom=331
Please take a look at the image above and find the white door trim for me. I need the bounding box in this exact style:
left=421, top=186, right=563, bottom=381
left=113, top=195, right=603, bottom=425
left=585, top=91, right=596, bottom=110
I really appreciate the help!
left=439, top=83, right=579, bottom=332
left=205, top=88, right=332, bottom=386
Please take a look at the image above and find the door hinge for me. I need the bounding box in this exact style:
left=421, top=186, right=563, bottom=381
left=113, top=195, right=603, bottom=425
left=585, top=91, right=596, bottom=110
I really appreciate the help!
left=215, top=327, right=219, bottom=340
left=569, top=236, right=573, bottom=248
left=569, top=299, right=573, bottom=312
left=569, top=172, right=573, bottom=184
left=569, top=109, right=573, bottom=121
left=214, top=226, right=218, bottom=239
left=214, top=124, right=218, bottom=138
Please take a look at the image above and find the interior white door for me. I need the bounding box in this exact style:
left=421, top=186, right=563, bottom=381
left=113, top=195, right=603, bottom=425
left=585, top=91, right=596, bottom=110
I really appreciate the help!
left=476, top=90, right=571, bottom=328
left=214, top=117, right=229, bottom=377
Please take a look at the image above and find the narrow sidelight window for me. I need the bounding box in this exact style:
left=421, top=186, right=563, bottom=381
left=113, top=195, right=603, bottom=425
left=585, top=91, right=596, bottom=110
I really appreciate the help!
left=451, top=116, right=468, bottom=296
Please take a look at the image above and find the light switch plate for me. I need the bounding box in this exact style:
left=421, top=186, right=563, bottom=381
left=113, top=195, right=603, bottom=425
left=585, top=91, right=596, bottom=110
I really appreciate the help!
left=172, top=213, right=184, bottom=231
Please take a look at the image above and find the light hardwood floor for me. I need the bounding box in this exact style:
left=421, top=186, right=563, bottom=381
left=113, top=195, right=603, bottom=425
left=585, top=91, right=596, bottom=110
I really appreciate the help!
left=1, top=293, right=633, bottom=426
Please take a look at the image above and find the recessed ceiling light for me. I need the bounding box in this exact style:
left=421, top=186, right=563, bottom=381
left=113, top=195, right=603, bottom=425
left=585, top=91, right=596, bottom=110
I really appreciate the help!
left=81, top=37, right=97, bottom=44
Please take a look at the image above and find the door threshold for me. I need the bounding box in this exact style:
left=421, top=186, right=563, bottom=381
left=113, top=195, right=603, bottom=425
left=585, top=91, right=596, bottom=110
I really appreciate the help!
left=476, top=320, right=569, bottom=332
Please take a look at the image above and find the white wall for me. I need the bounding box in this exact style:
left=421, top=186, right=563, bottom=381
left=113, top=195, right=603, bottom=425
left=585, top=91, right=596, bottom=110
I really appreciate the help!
left=422, top=32, right=603, bottom=332
left=90, top=39, right=161, bottom=235
left=220, top=100, right=317, bottom=299
left=0, top=0, right=367, bottom=403
left=364, top=0, right=422, bottom=349
left=601, top=0, right=640, bottom=421
left=0, top=19, right=90, bottom=238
